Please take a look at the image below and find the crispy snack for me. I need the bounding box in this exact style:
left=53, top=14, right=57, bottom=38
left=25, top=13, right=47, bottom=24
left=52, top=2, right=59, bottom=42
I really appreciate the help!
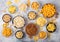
left=39, top=31, right=47, bottom=39
left=27, top=0, right=30, bottom=7
left=2, top=27, right=12, bottom=37
left=3, top=23, right=9, bottom=28
left=31, top=2, right=40, bottom=10
left=33, top=36, right=39, bottom=41
left=41, top=3, right=56, bottom=18
left=14, top=0, right=20, bottom=3
left=13, top=16, right=25, bottom=28
left=2, top=14, right=12, bottom=23
left=46, top=22, right=56, bottom=33
left=15, top=31, right=24, bottom=39
left=28, top=11, right=37, bottom=20
left=8, top=5, right=16, bottom=14
left=36, top=17, right=47, bottom=27
left=19, top=3, right=27, bottom=11
left=6, top=1, right=12, bottom=5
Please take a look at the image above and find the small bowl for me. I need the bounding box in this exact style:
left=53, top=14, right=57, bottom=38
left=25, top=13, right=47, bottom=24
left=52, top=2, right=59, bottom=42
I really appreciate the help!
left=15, top=30, right=25, bottom=39
left=28, top=11, right=37, bottom=20
left=2, top=14, right=12, bottom=23
left=46, top=22, right=56, bottom=33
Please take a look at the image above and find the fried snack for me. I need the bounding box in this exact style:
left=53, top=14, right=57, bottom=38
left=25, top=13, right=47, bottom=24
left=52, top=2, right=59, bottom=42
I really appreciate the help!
left=8, top=5, right=16, bottom=14
left=39, top=31, right=47, bottom=39
left=19, top=3, right=27, bottom=11
left=14, top=0, right=20, bottom=3
left=15, top=31, right=23, bottom=39
left=27, top=0, right=30, bottom=7
left=2, top=27, right=12, bottom=37
left=3, top=23, right=9, bottom=28
left=36, top=17, right=47, bottom=27
left=13, top=16, right=25, bottom=28
left=2, top=14, right=11, bottom=23
left=46, top=22, right=56, bottom=33
left=31, top=2, right=40, bottom=10
left=41, top=3, right=56, bottom=18
left=33, top=36, right=39, bottom=41
left=28, top=11, right=37, bottom=20
left=6, top=1, right=12, bottom=5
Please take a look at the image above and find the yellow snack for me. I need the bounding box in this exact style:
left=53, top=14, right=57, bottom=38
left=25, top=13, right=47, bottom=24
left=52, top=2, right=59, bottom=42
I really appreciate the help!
left=36, top=17, right=47, bottom=27
left=16, top=31, right=23, bottom=39
left=47, top=23, right=56, bottom=32
left=14, top=0, right=20, bottom=3
left=28, top=11, right=36, bottom=20
left=33, top=36, right=39, bottom=41
left=41, top=3, right=56, bottom=18
left=6, top=1, right=12, bottom=5
left=2, top=27, right=12, bottom=37
left=19, top=3, right=27, bottom=11
left=3, top=23, right=9, bottom=28
left=31, top=2, right=40, bottom=10
left=27, top=0, right=30, bottom=7
left=8, top=5, right=16, bottom=14
left=39, top=31, right=47, bottom=39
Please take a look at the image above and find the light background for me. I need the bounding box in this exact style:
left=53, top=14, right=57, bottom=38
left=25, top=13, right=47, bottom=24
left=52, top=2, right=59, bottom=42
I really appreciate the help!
left=0, top=0, right=60, bottom=42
